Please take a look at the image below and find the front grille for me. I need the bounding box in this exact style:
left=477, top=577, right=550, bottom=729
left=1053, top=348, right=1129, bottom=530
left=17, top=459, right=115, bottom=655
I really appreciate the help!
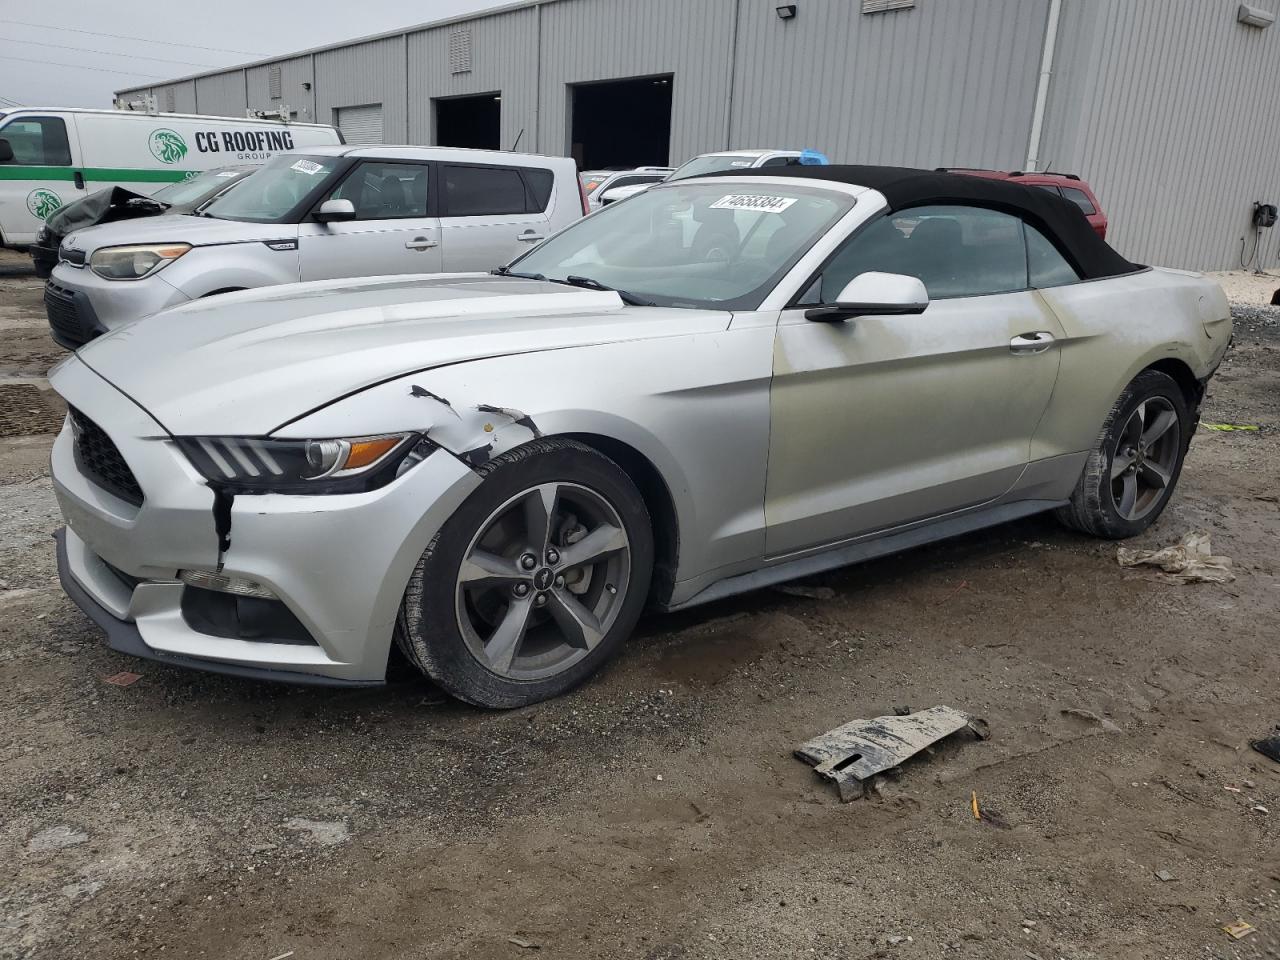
left=69, top=407, right=144, bottom=507
left=45, top=281, right=94, bottom=349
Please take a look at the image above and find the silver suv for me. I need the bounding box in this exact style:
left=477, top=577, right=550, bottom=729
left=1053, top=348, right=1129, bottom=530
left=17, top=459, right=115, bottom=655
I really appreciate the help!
left=45, top=145, right=583, bottom=348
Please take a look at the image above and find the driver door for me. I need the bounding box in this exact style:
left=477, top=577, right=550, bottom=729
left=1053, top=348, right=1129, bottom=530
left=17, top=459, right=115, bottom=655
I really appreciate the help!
left=764, top=205, right=1065, bottom=556
left=298, top=159, right=441, bottom=280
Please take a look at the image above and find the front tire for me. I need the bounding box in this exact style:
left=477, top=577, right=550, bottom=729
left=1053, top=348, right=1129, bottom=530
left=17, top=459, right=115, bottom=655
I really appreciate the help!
left=396, top=438, right=653, bottom=708
left=1055, top=369, right=1190, bottom=539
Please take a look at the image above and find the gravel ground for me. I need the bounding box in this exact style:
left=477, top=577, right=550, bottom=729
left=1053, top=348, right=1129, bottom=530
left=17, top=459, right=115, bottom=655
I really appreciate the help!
left=2, top=271, right=1279, bottom=960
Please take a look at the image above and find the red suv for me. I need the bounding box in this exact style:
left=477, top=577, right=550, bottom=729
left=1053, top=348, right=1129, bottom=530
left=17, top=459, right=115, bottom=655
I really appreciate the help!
left=939, top=168, right=1108, bottom=239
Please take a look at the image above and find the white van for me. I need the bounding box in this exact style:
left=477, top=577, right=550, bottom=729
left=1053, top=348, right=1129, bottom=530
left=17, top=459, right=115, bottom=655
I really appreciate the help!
left=0, top=107, right=341, bottom=247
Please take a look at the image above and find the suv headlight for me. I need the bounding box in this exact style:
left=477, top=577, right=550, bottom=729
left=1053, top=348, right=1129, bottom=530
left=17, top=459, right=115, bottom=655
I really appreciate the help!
left=89, top=243, right=191, bottom=280
left=175, top=433, right=432, bottom=494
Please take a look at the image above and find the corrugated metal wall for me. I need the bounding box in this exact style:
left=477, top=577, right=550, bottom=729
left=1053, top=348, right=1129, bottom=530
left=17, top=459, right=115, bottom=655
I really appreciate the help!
left=314, top=35, right=409, bottom=142
left=114, top=0, right=1280, bottom=270
left=246, top=55, right=317, bottom=122
left=406, top=6, right=539, bottom=150
left=193, top=71, right=248, bottom=119
left=1040, top=0, right=1280, bottom=269
left=538, top=0, right=736, bottom=162
left=730, top=0, right=1049, bottom=169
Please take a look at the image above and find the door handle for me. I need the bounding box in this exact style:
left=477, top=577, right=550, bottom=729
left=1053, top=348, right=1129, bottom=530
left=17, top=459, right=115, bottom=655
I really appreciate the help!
left=1010, top=331, right=1056, bottom=354
left=405, top=236, right=438, bottom=250
left=517, top=232, right=545, bottom=243
left=73, top=171, right=85, bottom=190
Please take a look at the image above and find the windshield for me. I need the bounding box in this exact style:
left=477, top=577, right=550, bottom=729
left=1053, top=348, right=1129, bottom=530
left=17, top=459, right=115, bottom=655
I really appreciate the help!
left=668, top=155, right=763, bottom=182
left=202, top=154, right=342, bottom=222
left=152, top=167, right=249, bottom=207
left=509, top=181, right=853, bottom=310
left=580, top=171, right=610, bottom=195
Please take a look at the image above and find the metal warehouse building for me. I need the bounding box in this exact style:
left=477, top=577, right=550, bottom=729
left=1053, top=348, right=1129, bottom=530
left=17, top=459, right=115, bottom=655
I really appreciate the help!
left=117, top=0, right=1280, bottom=271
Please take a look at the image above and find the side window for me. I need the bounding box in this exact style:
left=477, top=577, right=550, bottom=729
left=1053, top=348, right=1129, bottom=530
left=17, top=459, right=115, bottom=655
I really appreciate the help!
left=330, top=161, right=428, bottom=219
left=0, top=117, right=71, bottom=165
left=817, top=204, right=1029, bottom=301
left=443, top=164, right=528, bottom=216
left=1031, top=183, right=1064, bottom=198
left=1025, top=223, right=1081, bottom=288
left=522, top=167, right=554, bottom=211
left=760, top=156, right=796, bottom=167
left=1060, top=186, right=1097, bottom=215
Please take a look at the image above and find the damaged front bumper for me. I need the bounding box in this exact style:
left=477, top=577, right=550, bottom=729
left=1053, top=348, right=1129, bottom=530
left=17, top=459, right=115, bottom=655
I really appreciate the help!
left=50, top=356, right=482, bottom=685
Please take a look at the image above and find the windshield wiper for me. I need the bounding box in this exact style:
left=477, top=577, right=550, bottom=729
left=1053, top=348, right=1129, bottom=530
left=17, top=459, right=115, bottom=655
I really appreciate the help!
left=490, top=266, right=546, bottom=280
left=562, top=275, right=655, bottom=306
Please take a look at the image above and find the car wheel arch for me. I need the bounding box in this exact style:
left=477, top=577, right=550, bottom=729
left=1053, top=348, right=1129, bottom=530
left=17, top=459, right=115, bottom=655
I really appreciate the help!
left=562, top=432, right=680, bottom=607
left=1143, top=357, right=1203, bottom=411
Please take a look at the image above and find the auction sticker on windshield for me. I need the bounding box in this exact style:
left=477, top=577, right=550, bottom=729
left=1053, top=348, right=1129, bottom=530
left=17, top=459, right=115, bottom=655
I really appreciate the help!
left=710, top=194, right=798, bottom=214
left=290, top=159, right=324, bottom=176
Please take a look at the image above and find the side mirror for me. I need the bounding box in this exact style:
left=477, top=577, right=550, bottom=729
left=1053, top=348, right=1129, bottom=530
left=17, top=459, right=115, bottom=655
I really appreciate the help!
left=597, top=188, right=626, bottom=206
left=0, top=139, right=13, bottom=163
left=805, top=272, right=929, bottom=322
left=314, top=198, right=356, bottom=223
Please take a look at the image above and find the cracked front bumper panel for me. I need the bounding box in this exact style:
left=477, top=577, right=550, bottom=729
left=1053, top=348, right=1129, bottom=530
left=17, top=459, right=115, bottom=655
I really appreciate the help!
left=50, top=356, right=482, bottom=685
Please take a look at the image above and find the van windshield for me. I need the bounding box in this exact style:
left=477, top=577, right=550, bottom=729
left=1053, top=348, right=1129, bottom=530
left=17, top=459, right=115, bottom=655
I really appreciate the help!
left=202, top=154, right=342, bottom=223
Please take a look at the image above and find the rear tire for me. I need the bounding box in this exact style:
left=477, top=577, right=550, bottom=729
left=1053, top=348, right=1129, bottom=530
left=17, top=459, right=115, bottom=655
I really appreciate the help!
left=395, top=438, right=653, bottom=708
left=1055, top=369, right=1190, bottom=539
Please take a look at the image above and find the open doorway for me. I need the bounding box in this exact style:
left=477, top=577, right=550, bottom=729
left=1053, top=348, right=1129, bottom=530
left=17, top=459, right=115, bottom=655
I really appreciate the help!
left=569, top=74, right=673, bottom=170
left=434, top=92, right=501, bottom=150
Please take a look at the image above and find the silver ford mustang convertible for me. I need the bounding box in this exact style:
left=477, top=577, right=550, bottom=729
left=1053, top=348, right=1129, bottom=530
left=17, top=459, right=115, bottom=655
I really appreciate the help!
left=50, top=166, right=1232, bottom=707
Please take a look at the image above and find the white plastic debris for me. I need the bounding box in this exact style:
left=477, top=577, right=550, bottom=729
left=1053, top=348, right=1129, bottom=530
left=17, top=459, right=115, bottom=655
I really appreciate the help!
left=1116, top=532, right=1234, bottom=584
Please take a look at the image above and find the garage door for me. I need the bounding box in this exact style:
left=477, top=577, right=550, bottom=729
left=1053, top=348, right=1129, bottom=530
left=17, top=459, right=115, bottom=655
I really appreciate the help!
left=336, top=104, right=384, bottom=145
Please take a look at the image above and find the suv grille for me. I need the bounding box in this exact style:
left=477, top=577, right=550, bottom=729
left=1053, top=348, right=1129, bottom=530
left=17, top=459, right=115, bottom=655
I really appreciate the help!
left=69, top=407, right=144, bottom=507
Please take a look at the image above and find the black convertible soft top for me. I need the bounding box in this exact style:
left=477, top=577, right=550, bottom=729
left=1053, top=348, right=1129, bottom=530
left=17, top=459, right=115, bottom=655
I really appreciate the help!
left=709, top=164, right=1142, bottom=280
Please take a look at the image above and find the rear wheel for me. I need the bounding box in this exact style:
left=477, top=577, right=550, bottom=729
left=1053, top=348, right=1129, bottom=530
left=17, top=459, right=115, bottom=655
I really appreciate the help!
left=1055, top=369, right=1190, bottom=539
left=396, top=438, right=653, bottom=708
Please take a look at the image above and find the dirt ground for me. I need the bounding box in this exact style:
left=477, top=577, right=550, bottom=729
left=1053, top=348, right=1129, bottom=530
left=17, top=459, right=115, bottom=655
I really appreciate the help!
left=2, top=250, right=1279, bottom=960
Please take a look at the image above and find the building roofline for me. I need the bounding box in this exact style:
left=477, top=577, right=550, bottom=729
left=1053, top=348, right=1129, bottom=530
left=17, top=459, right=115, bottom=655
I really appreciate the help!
left=114, top=0, right=564, bottom=96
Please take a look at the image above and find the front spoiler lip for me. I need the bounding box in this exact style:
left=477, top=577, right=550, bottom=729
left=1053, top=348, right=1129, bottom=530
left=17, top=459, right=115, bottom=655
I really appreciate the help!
left=54, top=528, right=383, bottom=689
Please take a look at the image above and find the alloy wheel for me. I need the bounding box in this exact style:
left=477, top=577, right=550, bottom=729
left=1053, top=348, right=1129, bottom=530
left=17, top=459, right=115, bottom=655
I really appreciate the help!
left=1109, top=398, right=1181, bottom=521
left=455, top=482, right=631, bottom=681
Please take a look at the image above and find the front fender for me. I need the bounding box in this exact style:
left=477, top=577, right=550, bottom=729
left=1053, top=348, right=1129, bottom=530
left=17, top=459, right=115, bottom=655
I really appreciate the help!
left=276, top=330, right=777, bottom=588
left=161, top=242, right=300, bottom=298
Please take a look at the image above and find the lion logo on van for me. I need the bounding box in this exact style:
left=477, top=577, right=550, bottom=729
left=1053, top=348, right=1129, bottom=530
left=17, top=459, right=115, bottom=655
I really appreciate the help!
left=26, top=189, right=62, bottom=220
left=148, top=128, right=188, bottom=164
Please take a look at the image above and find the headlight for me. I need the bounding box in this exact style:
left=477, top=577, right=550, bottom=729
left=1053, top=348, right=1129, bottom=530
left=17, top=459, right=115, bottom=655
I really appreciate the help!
left=89, top=243, right=191, bottom=280
left=36, top=226, right=49, bottom=243
left=175, top=433, right=430, bottom=494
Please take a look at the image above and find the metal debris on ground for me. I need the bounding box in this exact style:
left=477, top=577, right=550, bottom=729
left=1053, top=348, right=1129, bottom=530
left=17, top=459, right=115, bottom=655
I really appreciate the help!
left=1251, top=734, right=1280, bottom=763
left=1116, top=532, right=1234, bottom=584
left=1222, top=920, right=1257, bottom=940
left=1154, top=869, right=1175, bottom=882
left=102, top=671, right=142, bottom=687
left=795, top=705, right=986, bottom=802
left=508, top=936, right=541, bottom=949
left=1200, top=422, right=1260, bottom=432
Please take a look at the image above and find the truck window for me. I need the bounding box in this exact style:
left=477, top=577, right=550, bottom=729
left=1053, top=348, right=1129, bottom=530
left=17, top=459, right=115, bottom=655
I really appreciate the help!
left=0, top=117, right=72, bottom=166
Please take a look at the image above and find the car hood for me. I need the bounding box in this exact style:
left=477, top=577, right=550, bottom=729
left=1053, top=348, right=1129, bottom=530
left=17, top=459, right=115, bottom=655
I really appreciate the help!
left=62, top=213, right=292, bottom=256
left=75, top=273, right=732, bottom=436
